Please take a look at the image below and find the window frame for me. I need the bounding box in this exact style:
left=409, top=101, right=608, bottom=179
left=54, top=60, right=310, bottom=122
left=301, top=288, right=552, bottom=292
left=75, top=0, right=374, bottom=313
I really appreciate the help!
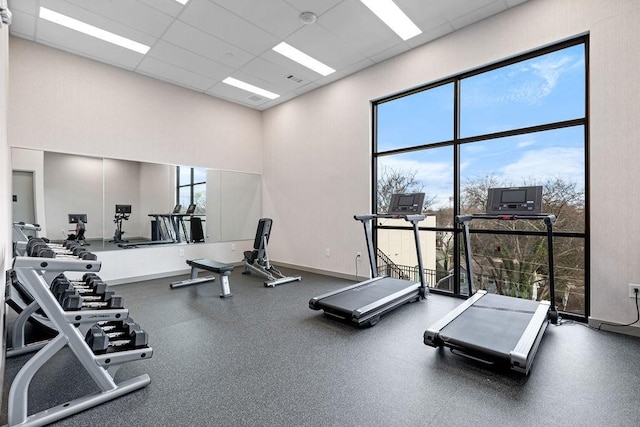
left=371, top=36, right=589, bottom=321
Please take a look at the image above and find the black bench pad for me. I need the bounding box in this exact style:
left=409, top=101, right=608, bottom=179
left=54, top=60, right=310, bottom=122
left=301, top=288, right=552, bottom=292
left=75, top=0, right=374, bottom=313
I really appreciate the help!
left=188, top=259, right=235, bottom=274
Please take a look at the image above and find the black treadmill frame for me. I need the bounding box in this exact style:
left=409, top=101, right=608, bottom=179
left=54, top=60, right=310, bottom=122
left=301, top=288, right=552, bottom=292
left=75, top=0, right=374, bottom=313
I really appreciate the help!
left=424, top=213, right=558, bottom=374
left=309, top=213, right=428, bottom=326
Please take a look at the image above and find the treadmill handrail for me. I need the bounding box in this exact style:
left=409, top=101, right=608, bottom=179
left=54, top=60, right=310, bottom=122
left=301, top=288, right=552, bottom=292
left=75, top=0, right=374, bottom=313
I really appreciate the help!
left=354, top=213, right=428, bottom=293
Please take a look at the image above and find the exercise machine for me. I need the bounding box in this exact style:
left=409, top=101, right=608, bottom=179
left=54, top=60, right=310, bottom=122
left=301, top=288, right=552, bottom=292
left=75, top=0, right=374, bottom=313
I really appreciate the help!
left=242, top=218, right=301, bottom=287
left=424, top=186, right=558, bottom=375
left=309, top=193, right=428, bottom=326
left=68, top=213, right=89, bottom=246
left=111, top=204, right=131, bottom=243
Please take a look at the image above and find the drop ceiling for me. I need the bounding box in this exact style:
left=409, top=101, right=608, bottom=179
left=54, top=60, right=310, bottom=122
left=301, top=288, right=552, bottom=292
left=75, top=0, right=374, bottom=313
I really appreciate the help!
left=7, top=0, right=529, bottom=110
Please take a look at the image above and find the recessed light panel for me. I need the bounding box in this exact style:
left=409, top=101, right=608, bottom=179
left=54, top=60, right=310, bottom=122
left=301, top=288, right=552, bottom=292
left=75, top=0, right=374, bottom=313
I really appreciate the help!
left=360, top=0, right=422, bottom=41
left=174, top=0, right=189, bottom=5
left=39, top=7, right=150, bottom=54
left=222, top=77, right=280, bottom=100
left=273, top=42, right=335, bottom=77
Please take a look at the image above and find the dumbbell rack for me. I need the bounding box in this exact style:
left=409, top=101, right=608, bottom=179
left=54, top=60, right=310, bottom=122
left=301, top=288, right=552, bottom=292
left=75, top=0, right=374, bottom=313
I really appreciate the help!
left=6, top=256, right=153, bottom=427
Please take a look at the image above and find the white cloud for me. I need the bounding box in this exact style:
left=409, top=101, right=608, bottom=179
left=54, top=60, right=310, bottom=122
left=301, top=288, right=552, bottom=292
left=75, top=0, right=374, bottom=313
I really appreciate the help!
left=378, top=156, right=453, bottom=208
left=517, top=140, right=535, bottom=148
left=500, top=147, right=584, bottom=185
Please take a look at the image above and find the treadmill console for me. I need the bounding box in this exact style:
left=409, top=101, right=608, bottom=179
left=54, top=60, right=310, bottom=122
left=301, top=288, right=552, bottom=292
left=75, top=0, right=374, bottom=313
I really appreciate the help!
left=387, top=193, right=425, bottom=215
left=486, top=186, right=542, bottom=215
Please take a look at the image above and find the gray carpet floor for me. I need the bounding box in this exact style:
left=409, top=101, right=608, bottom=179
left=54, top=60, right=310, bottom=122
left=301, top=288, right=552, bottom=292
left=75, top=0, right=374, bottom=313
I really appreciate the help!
left=3, top=267, right=640, bottom=426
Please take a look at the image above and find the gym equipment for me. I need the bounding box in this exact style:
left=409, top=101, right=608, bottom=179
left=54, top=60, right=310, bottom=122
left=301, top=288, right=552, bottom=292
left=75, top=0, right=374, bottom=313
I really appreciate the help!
left=68, top=213, right=90, bottom=246
left=8, top=255, right=151, bottom=426
left=26, top=238, right=98, bottom=260
left=85, top=320, right=149, bottom=353
left=242, top=218, right=301, bottom=287
left=309, top=193, right=428, bottom=326
left=60, top=291, right=125, bottom=311
left=13, top=221, right=40, bottom=242
left=111, top=204, right=131, bottom=243
left=424, top=186, right=558, bottom=375
left=119, top=204, right=182, bottom=248
left=170, top=259, right=234, bottom=298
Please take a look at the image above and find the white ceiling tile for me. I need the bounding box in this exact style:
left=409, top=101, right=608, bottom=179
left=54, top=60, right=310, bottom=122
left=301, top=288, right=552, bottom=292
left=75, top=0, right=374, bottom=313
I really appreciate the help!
left=404, top=22, right=454, bottom=49
left=427, top=0, right=500, bottom=22
left=239, top=57, right=310, bottom=92
left=318, top=0, right=401, bottom=58
left=36, top=20, right=146, bottom=69
left=258, top=49, right=324, bottom=83
left=37, top=0, right=157, bottom=47
left=7, top=0, right=39, bottom=16
left=210, top=0, right=303, bottom=39
left=226, top=69, right=284, bottom=97
left=162, top=21, right=254, bottom=69
left=396, top=0, right=451, bottom=32
left=505, top=0, right=530, bottom=6
left=12, top=0, right=526, bottom=110
left=206, top=81, right=272, bottom=108
left=283, top=0, right=344, bottom=15
left=285, top=24, right=367, bottom=71
left=62, top=0, right=175, bottom=38
left=450, top=1, right=507, bottom=30
left=147, top=41, right=234, bottom=81
left=7, top=9, right=37, bottom=39
left=179, top=0, right=279, bottom=56
left=137, top=0, right=187, bottom=17
left=137, top=56, right=217, bottom=91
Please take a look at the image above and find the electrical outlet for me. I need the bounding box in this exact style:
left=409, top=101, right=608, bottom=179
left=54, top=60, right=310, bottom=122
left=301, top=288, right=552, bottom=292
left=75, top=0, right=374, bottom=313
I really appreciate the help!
left=179, top=248, right=184, bottom=257
left=325, top=248, right=330, bottom=257
left=356, top=252, right=362, bottom=261
left=231, top=243, right=236, bottom=251
left=629, top=284, right=640, bottom=298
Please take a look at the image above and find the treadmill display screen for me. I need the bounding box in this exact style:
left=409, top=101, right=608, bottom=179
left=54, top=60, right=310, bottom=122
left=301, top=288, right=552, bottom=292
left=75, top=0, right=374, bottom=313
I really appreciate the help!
left=500, top=190, right=526, bottom=203
left=116, top=204, right=132, bottom=214
left=486, top=186, right=543, bottom=215
left=387, top=193, right=425, bottom=215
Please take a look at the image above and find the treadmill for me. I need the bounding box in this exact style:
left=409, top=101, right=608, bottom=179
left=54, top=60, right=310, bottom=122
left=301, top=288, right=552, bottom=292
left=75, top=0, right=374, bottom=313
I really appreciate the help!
left=424, top=186, right=558, bottom=374
left=309, top=193, right=429, bottom=326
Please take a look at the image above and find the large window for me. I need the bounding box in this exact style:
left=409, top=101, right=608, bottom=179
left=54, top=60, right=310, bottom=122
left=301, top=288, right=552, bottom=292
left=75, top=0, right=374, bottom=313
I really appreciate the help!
left=373, top=37, right=588, bottom=318
left=176, top=166, right=207, bottom=214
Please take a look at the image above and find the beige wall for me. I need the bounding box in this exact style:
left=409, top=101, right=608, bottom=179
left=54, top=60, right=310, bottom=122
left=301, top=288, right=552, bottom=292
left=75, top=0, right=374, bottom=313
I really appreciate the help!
left=262, top=0, right=640, bottom=330
left=8, top=37, right=263, bottom=173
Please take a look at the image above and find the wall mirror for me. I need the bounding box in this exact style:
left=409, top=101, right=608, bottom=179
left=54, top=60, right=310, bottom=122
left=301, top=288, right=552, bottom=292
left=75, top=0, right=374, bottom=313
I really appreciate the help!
left=11, top=148, right=261, bottom=251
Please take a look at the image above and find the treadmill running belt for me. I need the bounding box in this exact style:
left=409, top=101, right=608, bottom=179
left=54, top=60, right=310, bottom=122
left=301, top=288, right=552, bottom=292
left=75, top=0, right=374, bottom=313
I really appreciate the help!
left=318, top=277, right=419, bottom=313
left=439, top=293, right=543, bottom=359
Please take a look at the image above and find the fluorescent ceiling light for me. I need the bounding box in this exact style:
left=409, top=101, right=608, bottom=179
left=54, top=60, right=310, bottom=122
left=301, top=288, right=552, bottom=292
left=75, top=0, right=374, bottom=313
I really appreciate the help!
left=39, top=7, right=150, bottom=54
left=360, top=0, right=422, bottom=41
left=272, top=42, right=335, bottom=77
left=174, top=0, right=189, bottom=5
left=222, top=77, right=280, bottom=100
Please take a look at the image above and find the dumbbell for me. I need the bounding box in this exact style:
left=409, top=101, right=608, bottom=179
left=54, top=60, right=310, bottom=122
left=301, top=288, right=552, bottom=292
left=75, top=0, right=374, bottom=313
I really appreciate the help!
left=30, top=242, right=97, bottom=260
left=85, top=321, right=149, bottom=353
left=52, top=274, right=108, bottom=295
left=61, top=292, right=125, bottom=311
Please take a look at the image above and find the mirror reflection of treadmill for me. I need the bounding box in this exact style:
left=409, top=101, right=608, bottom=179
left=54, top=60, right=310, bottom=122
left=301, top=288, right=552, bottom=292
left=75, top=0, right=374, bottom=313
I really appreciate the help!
left=119, top=205, right=181, bottom=249
left=424, top=186, right=558, bottom=375
left=309, top=193, right=428, bottom=327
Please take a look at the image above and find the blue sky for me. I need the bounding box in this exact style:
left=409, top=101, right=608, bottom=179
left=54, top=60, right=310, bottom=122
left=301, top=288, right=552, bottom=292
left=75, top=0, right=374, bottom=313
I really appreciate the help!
left=377, top=44, right=586, bottom=209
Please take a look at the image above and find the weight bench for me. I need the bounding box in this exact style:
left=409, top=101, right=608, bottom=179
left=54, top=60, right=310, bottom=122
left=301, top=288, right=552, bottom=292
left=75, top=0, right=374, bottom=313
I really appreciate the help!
left=169, top=259, right=234, bottom=298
